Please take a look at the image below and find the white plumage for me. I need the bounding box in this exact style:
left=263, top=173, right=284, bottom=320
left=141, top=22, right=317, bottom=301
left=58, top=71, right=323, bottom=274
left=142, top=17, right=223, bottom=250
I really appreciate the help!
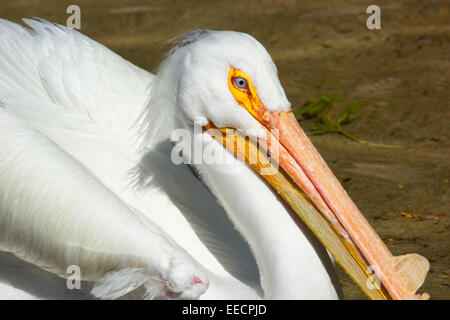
left=0, top=19, right=340, bottom=300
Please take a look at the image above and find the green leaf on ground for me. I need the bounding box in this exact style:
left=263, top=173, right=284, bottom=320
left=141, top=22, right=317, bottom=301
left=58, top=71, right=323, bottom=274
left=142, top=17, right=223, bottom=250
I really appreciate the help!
left=294, top=94, right=401, bottom=148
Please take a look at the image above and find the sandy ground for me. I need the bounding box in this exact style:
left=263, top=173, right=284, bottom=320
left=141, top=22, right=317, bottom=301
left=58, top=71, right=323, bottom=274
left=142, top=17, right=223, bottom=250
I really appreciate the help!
left=1, top=0, right=449, bottom=299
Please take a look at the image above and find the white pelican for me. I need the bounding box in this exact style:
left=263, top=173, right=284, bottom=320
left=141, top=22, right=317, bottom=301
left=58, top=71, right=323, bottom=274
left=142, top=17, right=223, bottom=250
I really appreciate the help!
left=0, top=19, right=429, bottom=300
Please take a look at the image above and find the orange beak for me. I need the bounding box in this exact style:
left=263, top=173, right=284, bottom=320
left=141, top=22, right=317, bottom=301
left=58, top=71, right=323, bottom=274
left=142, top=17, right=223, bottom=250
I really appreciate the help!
left=210, top=67, right=430, bottom=299
left=259, top=111, right=429, bottom=300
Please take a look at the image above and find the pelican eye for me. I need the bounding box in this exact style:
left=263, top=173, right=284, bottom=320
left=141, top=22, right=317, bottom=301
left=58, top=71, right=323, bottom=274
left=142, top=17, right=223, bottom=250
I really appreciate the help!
left=233, top=76, right=248, bottom=90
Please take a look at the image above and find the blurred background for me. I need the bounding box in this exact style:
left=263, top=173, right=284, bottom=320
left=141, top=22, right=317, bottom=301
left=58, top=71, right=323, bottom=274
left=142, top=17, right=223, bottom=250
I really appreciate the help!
left=1, top=0, right=448, bottom=299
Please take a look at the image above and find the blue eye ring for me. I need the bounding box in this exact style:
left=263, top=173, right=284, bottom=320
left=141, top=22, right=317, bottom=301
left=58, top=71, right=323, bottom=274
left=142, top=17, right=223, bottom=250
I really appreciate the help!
left=233, top=76, right=248, bottom=90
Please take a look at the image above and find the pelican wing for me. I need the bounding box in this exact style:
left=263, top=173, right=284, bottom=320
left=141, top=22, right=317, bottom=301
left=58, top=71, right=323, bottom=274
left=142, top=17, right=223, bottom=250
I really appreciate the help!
left=0, top=18, right=153, bottom=134
left=0, top=19, right=208, bottom=299
left=0, top=19, right=261, bottom=299
left=0, top=105, right=186, bottom=298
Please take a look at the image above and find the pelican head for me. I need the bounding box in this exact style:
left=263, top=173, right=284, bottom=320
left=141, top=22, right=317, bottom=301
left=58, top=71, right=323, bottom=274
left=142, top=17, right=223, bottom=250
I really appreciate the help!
left=173, top=30, right=290, bottom=134
left=143, top=29, right=429, bottom=300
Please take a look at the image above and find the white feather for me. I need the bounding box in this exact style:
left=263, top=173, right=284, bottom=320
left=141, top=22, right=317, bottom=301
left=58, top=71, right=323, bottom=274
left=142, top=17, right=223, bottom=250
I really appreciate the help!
left=0, top=19, right=340, bottom=300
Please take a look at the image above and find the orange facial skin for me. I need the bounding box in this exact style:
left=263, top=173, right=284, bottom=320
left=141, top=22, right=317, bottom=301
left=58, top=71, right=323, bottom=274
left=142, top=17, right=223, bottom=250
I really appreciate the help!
left=228, top=67, right=275, bottom=129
